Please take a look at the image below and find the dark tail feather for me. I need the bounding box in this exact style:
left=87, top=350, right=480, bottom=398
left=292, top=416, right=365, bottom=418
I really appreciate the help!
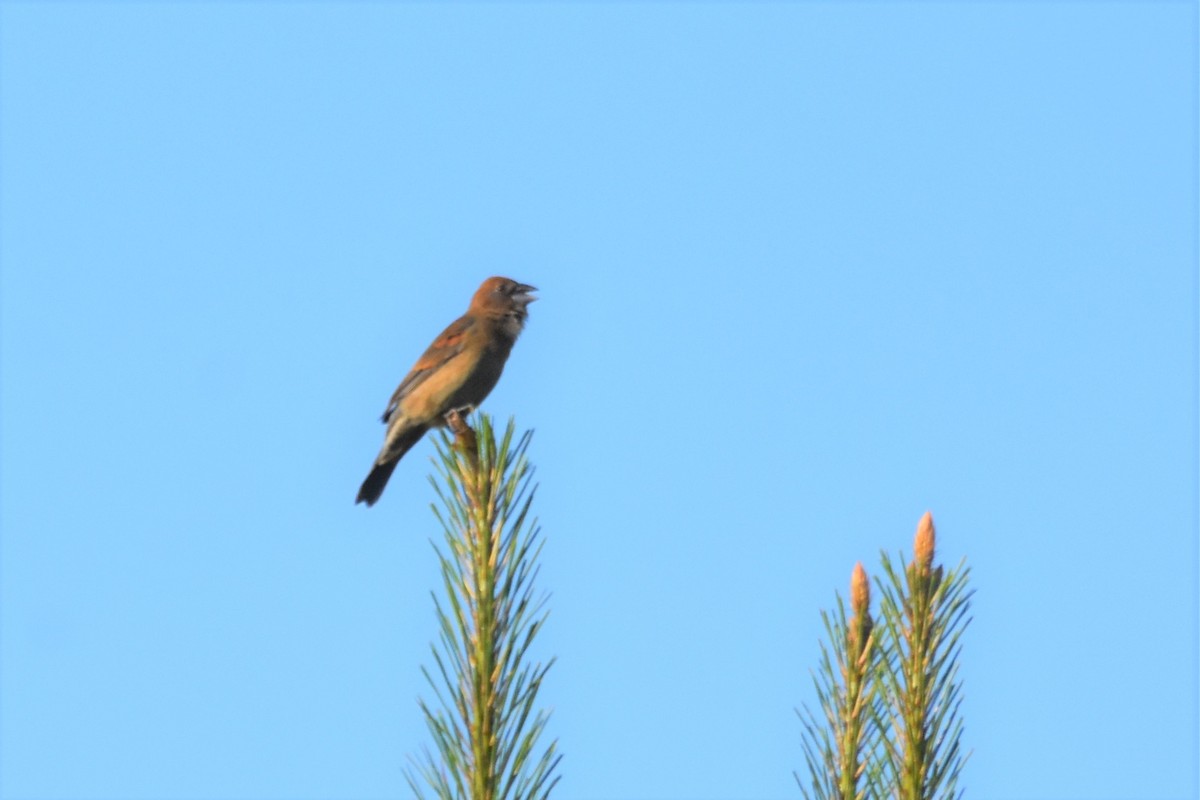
left=356, top=425, right=427, bottom=507
left=356, top=459, right=399, bottom=507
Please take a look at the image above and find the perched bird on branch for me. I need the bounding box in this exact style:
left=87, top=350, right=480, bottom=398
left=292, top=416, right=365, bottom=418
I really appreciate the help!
left=356, top=276, right=537, bottom=507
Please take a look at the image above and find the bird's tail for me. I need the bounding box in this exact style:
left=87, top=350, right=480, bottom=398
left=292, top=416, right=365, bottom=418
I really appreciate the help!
left=356, top=460, right=399, bottom=507
left=356, top=425, right=428, bottom=507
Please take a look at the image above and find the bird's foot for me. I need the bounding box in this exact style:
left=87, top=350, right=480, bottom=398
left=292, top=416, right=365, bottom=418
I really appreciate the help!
left=444, top=405, right=475, bottom=425
left=445, top=408, right=478, bottom=460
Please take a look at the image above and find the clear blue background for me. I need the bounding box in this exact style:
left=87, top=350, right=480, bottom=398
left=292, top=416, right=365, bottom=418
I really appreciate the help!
left=1, top=3, right=1195, bottom=799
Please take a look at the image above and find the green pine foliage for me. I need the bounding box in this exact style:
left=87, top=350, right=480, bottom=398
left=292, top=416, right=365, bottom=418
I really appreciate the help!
left=875, top=515, right=972, bottom=800
left=407, top=416, right=560, bottom=800
left=801, top=514, right=972, bottom=800
left=798, top=564, right=885, bottom=800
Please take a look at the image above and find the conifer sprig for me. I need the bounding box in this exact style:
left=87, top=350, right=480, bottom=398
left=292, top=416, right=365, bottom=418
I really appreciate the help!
left=799, top=563, right=884, bottom=800
left=875, top=513, right=972, bottom=800
left=800, top=512, right=971, bottom=800
left=408, top=415, right=559, bottom=800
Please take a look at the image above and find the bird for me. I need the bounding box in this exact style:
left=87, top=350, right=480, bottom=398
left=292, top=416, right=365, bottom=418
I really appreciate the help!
left=356, top=276, right=537, bottom=506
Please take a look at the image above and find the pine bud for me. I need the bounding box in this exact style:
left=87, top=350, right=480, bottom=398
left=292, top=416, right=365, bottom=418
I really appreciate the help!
left=850, top=562, right=870, bottom=617
left=914, top=511, right=936, bottom=571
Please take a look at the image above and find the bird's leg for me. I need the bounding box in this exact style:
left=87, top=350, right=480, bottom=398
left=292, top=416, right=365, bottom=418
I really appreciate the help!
left=446, top=404, right=476, bottom=422
left=445, top=408, right=478, bottom=465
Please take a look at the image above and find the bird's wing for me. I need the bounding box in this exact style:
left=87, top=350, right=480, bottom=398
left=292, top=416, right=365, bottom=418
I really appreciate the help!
left=380, top=314, right=476, bottom=424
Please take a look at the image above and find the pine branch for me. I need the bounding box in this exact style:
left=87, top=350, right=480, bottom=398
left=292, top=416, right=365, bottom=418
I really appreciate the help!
left=407, top=415, right=561, bottom=800
left=798, top=563, right=884, bottom=800
left=874, top=513, right=972, bottom=800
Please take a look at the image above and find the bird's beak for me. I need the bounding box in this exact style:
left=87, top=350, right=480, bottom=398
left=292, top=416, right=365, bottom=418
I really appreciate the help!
left=514, top=283, right=538, bottom=304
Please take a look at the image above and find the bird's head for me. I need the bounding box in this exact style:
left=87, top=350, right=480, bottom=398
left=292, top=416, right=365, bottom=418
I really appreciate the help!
left=471, top=276, right=538, bottom=319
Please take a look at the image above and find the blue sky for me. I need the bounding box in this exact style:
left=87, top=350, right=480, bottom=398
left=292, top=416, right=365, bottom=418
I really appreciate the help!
left=1, top=2, right=1195, bottom=799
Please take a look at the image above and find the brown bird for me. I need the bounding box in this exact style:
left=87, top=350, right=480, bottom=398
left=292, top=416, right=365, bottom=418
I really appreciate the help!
left=356, top=276, right=537, bottom=506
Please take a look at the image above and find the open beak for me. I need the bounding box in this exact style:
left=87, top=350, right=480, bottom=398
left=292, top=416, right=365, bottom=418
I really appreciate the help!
left=514, top=283, right=538, bottom=304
